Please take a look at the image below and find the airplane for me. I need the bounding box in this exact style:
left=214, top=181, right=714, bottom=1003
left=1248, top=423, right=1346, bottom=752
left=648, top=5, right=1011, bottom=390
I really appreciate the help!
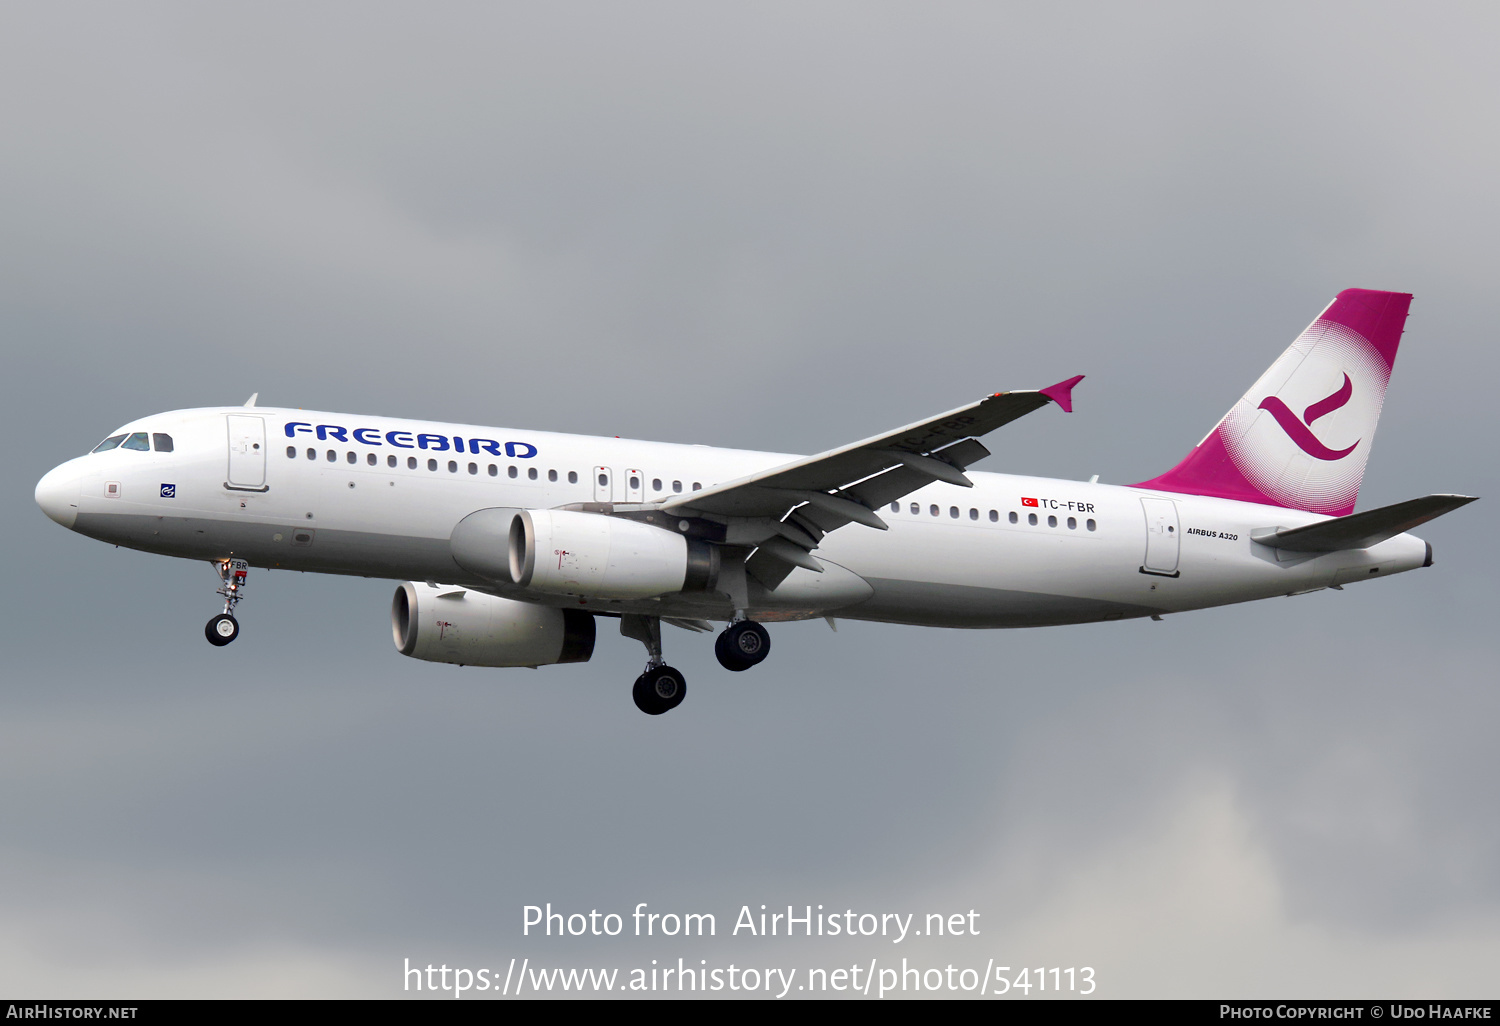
left=34, top=288, right=1475, bottom=715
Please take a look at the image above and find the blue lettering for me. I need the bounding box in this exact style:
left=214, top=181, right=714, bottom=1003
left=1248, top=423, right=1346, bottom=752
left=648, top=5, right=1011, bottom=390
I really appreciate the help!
left=290, top=423, right=528, bottom=456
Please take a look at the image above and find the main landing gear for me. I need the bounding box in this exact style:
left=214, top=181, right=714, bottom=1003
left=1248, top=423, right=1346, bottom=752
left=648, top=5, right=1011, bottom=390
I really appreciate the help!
left=621, top=615, right=686, bottom=716
left=633, top=666, right=686, bottom=717
left=715, top=619, right=770, bottom=672
left=205, top=558, right=249, bottom=647
left=617, top=614, right=772, bottom=715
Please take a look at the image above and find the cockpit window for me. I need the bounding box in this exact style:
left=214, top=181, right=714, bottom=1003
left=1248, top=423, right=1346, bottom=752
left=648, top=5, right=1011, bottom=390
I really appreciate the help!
left=92, top=434, right=127, bottom=453
left=122, top=432, right=151, bottom=451
left=152, top=433, right=174, bottom=452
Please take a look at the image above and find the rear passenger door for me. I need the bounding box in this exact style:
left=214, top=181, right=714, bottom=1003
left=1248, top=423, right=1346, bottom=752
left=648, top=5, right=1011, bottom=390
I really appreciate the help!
left=1140, top=497, right=1180, bottom=576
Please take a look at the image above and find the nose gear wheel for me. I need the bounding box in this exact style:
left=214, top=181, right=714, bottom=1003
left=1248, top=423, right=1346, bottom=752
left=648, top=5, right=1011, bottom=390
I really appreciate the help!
left=205, top=613, right=239, bottom=646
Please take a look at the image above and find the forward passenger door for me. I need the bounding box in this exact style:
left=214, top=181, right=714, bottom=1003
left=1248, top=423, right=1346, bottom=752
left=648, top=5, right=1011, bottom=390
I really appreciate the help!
left=226, top=415, right=267, bottom=490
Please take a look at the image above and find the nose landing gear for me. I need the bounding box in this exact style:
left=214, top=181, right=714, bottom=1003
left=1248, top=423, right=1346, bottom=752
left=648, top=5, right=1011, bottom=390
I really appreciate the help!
left=715, top=619, right=770, bottom=671
left=205, top=559, right=249, bottom=647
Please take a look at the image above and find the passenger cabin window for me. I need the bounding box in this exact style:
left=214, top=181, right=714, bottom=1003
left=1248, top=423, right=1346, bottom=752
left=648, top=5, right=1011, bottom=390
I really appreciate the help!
left=528, top=468, right=538, bottom=481
left=910, top=502, right=919, bottom=515
left=1009, top=511, right=1018, bottom=524
left=692, top=482, right=701, bottom=491
left=122, top=432, right=150, bottom=451
left=469, top=463, right=478, bottom=475
left=326, top=450, right=336, bottom=462
left=1028, top=513, right=1038, bottom=525
left=152, top=433, right=174, bottom=452
left=367, top=453, right=376, bottom=466
left=890, top=502, right=900, bottom=512
left=969, top=508, right=978, bottom=520
left=427, top=458, right=437, bottom=471
left=346, top=452, right=357, bottom=464
left=307, top=448, right=317, bottom=460
left=548, top=469, right=558, bottom=483
left=407, top=456, right=417, bottom=469
left=488, top=464, right=497, bottom=476
left=92, top=434, right=127, bottom=453
left=508, top=466, right=518, bottom=479
left=653, top=478, right=663, bottom=492
left=990, top=510, right=999, bottom=522
left=672, top=481, right=682, bottom=493
left=448, top=460, right=458, bottom=473
left=388, top=455, right=397, bottom=467
left=286, top=446, right=296, bottom=458
left=568, top=471, right=578, bottom=484
left=929, top=505, right=939, bottom=517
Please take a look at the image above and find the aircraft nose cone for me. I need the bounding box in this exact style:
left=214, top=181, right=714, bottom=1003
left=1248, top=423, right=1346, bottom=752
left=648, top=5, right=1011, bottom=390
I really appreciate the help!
left=36, top=463, right=80, bottom=529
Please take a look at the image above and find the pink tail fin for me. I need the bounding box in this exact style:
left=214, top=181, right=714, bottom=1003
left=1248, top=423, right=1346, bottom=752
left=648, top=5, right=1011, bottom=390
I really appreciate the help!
left=1132, top=289, right=1412, bottom=516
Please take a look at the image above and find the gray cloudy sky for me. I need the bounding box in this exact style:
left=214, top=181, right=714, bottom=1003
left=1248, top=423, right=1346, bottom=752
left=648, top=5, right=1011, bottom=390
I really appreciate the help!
left=2, top=1, right=1497, bottom=999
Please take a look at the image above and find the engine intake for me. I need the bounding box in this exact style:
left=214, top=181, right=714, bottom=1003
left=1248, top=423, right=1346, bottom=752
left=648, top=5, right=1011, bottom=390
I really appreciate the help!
left=392, top=582, right=595, bottom=667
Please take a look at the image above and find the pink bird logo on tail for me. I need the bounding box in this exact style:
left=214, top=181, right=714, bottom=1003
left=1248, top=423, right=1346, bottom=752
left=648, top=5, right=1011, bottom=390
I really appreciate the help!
left=1257, top=373, right=1359, bottom=461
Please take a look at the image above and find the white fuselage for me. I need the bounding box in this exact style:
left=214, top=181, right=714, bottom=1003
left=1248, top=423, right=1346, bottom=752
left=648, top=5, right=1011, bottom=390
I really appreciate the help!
left=35, top=406, right=1431, bottom=628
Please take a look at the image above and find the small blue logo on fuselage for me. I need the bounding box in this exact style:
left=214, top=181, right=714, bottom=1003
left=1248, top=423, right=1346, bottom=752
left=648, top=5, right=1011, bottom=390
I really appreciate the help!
left=160, top=484, right=176, bottom=498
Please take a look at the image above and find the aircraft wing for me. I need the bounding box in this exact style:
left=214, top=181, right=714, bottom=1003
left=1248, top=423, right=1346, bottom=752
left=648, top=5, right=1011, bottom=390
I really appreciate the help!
left=661, top=376, right=1083, bottom=585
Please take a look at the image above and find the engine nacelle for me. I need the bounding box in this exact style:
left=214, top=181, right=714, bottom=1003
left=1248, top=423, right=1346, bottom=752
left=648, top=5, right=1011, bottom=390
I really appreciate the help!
left=507, top=508, right=718, bottom=600
left=392, top=582, right=595, bottom=667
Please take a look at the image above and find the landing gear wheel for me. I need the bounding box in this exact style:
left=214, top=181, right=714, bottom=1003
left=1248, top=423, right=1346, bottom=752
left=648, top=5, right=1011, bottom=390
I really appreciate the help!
left=632, top=666, right=687, bottom=715
left=205, top=613, right=239, bottom=647
left=715, top=621, right=770, bottom=671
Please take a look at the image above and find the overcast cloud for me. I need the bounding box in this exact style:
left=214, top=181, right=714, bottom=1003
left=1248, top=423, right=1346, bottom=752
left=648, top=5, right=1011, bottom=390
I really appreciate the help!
left=1, top=1, right=1496, bottom=998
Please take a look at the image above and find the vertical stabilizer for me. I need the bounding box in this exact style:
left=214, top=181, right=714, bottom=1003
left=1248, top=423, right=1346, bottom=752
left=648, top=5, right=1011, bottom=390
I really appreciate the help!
left=1132, top=289, right=1411, bottom=516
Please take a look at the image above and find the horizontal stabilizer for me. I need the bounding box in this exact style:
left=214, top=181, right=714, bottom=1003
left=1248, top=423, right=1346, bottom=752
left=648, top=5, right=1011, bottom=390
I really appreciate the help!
left=1251, top=494, right=1477, bottom=552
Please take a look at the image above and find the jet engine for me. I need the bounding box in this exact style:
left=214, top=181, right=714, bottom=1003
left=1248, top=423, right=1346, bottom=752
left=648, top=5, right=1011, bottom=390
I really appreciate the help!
left=450, top=507, right=719, bottom=600
left=391, top=582, right=595, bottom=667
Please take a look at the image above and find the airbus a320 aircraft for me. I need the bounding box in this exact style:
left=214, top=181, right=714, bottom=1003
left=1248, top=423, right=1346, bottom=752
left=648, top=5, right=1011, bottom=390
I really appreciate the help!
left=35, top=289, right=1475, bottom=714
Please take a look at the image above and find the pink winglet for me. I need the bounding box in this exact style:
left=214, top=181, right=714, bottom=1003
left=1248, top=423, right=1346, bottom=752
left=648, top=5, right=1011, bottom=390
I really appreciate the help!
left=1039, top=375, right=1084, bottom=413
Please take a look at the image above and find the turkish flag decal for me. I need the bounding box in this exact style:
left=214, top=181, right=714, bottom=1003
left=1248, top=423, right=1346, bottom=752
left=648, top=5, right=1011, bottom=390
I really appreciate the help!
left=1021, top=497, right=1039, bottom=507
